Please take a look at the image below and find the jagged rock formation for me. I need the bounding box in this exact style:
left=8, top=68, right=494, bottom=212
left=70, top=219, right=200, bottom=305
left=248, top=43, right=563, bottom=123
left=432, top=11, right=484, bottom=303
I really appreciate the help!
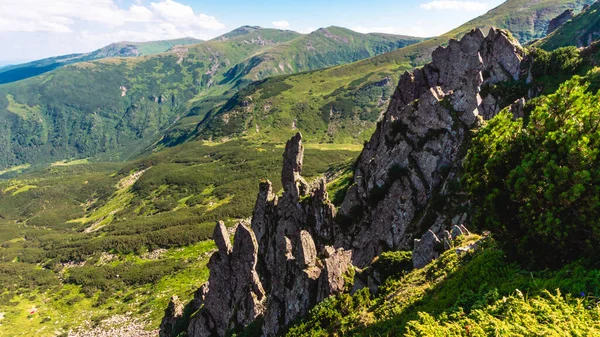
left=185, top=134, right=352, bottom=336
left=547, top=9, right=574, bottom=35
left=188, top=221, right=265, bottom=336
left=159, top=296, right=184, bottom=337
left=164, top=27, right=529, bottom=337
left=336, top=27, right=527, bottom=268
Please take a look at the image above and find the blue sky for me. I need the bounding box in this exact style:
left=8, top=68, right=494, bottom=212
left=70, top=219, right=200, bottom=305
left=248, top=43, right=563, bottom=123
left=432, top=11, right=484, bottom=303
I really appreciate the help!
left=0, top=0, right=504, bottom=63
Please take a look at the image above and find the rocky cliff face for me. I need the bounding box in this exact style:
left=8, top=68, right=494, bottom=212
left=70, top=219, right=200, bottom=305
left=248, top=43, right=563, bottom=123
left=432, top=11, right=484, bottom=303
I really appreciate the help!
left=336, top=27, right=527, bottom=268
left=547, top=9, right=575, bottom=35
left=179, top=133, right=352, bottom=337
left=163, top=27, right=529, bottom=337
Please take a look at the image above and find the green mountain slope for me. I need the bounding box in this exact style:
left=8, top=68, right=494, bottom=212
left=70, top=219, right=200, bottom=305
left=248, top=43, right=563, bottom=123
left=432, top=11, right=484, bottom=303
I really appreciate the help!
left=537, top=1, right=600, bottom=50
left=189, top=0, right=595, bottom=145
left=0, top=27, right=423, bottom=169
left=0, top=38, right=203, bottom=85
left=218, top=26, right=425, bottom=83
left=0, top=139, right=361, bottom=336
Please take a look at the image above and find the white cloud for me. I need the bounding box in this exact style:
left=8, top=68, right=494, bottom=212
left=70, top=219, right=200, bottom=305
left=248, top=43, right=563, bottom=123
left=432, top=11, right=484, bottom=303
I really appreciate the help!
left=272, top=20, right=290, bottom=29
left=0, top=0, right=224, bottom=33
left=150, top=0, right=224, bottom=30
left=420, top=1, right=489, bottom=11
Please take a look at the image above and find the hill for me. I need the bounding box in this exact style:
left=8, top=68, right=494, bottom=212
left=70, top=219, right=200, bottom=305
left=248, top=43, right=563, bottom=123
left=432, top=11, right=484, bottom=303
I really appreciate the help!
left=0, top=38, right=203, bottom=85
left=0, top=2, right=598, bottom=335
left=186, top=0, right=595, bottom=145
left=0, top=26, right=422, bottom=170
left=537, top=1, right=600, bottom=50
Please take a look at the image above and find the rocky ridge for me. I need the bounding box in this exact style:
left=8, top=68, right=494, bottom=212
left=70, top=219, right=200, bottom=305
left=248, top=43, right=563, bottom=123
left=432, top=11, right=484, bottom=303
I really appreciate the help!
left=164, top=133, right=352, bottom=337
left=547, top=9, right=575, bottom=35
left=336, top=27, right=527, bottom=268
left=161, top=27, right=529, bottom=337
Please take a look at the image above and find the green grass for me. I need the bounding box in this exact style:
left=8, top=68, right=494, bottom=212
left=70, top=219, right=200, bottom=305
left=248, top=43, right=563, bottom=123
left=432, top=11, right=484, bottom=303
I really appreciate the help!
left=0, top=37, right=203, bottom=85
left=5, top=94, right=42, bottom=119
left=51, top=158, right=89, bottom=167
left=537, top=1, right=600, bottom=50
left=0, top=27, right=422, bottom=170
left=0, top=136, right=360, bottom=335
left=0, top=164, right=30, bottom=176
left=0, top=240, right=215, bottom=336
left=284, top=237, right=600, bottom=336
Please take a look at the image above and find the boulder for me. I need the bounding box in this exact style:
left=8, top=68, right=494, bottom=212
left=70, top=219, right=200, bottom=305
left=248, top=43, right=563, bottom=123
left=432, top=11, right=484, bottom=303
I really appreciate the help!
left=413, top=230, right=442, bottom=269
left=159, top=295, right=184, bottom=337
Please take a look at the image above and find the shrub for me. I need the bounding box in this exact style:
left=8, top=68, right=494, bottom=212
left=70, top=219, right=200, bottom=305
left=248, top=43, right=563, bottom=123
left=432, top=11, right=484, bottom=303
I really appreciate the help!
left=465, top=70, right=600, bottom=266
left=531, top=47, right=582, bottom=77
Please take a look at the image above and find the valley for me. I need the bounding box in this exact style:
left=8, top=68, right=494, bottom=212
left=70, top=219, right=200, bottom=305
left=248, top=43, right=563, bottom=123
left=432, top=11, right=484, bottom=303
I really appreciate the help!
left=1, top=0, right=600, bottom=336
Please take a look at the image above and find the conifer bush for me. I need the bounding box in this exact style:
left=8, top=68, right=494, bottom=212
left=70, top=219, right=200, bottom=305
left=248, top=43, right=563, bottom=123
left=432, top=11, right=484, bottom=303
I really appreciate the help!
left=465, top=69, right=600, bottom=265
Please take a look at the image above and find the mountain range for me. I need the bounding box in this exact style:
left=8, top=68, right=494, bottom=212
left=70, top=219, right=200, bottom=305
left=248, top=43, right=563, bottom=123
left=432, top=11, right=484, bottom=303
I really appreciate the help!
left=0, top=26, right=423, bottom=170
left=1, top=0, right=594, bottom=171
left=0, top=38, right=203, bottom=85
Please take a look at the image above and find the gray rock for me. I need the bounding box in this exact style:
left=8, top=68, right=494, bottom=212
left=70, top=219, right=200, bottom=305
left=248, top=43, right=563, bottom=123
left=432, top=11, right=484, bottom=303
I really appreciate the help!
left=459, top=225, right=471, bottom=236
left=441, top=230, right=453, bottom=250
left=334, top=27, right=526, bottom=268
left=159, top=295, right=183, bottom=337
left=213, top=221, right=232, bottom=255
left=451, top=225, right=465, bottom=240
left=184, top=134, right=351, bottom=337
left=167, top=27, right=528, bottom=336
left=413, top=230, right=442, bottom=269
left=187, top=222, right=265, bottom=337
left=508, top=97, right=526, bottom=119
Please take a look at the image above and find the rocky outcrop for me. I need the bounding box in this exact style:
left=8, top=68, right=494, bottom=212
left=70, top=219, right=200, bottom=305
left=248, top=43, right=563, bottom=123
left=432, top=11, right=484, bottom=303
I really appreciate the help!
left=412, top=230, right=442, bottom=269
left=159, top=296, right=184, bottom=337
left=164, top=27, right=529, bottom=337
left=547, top=9, right=574, bottom=35
left=187, top=221, right=266, bottom=337
left=184, top=133, right=352, bottom=336
left=336, top=27, right=527, bottom=268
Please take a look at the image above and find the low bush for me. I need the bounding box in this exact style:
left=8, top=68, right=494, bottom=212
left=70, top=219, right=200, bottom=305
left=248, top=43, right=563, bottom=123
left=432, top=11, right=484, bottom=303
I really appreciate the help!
left=465, top=70, right=600, bottom=266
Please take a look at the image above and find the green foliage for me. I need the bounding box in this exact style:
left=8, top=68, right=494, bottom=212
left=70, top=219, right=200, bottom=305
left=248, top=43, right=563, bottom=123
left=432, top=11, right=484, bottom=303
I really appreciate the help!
left=284, top=237, right=600, bottom=336
left=465, top=70, right=600, bottom=265
left=66, top=260, right=184, bottom=292
left=405, top=290, right=600, bottom=336
left=531, top=46, right=583, bottom=77
left=371, top=251, right=413, bottom=280
left=0, top=135, right=360, bottom=335
left=0, top=38, right=203, bottom=85
left=537, top=0, right=600, bottom=50
left=0, top=27, right=423, bottom=169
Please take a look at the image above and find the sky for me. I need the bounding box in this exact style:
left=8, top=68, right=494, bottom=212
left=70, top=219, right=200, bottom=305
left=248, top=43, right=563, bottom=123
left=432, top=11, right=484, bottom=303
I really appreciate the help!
left=0, top=0, right=505, bottom=64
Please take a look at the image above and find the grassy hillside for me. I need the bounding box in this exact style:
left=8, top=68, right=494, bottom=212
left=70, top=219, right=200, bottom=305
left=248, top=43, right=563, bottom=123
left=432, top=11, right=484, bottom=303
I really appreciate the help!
left=0, top=38, right=203, bottom=85
left=1, top=2, right=597, bottom=334
left=284, top=237, right=600, bottom=336
left=187, top=0, right=595, bottom=145
left=0, top=26, right=422, bottom=170
left=537, top=1, right=600, bottom=50
left=0, top=138, right=361, bottom=336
